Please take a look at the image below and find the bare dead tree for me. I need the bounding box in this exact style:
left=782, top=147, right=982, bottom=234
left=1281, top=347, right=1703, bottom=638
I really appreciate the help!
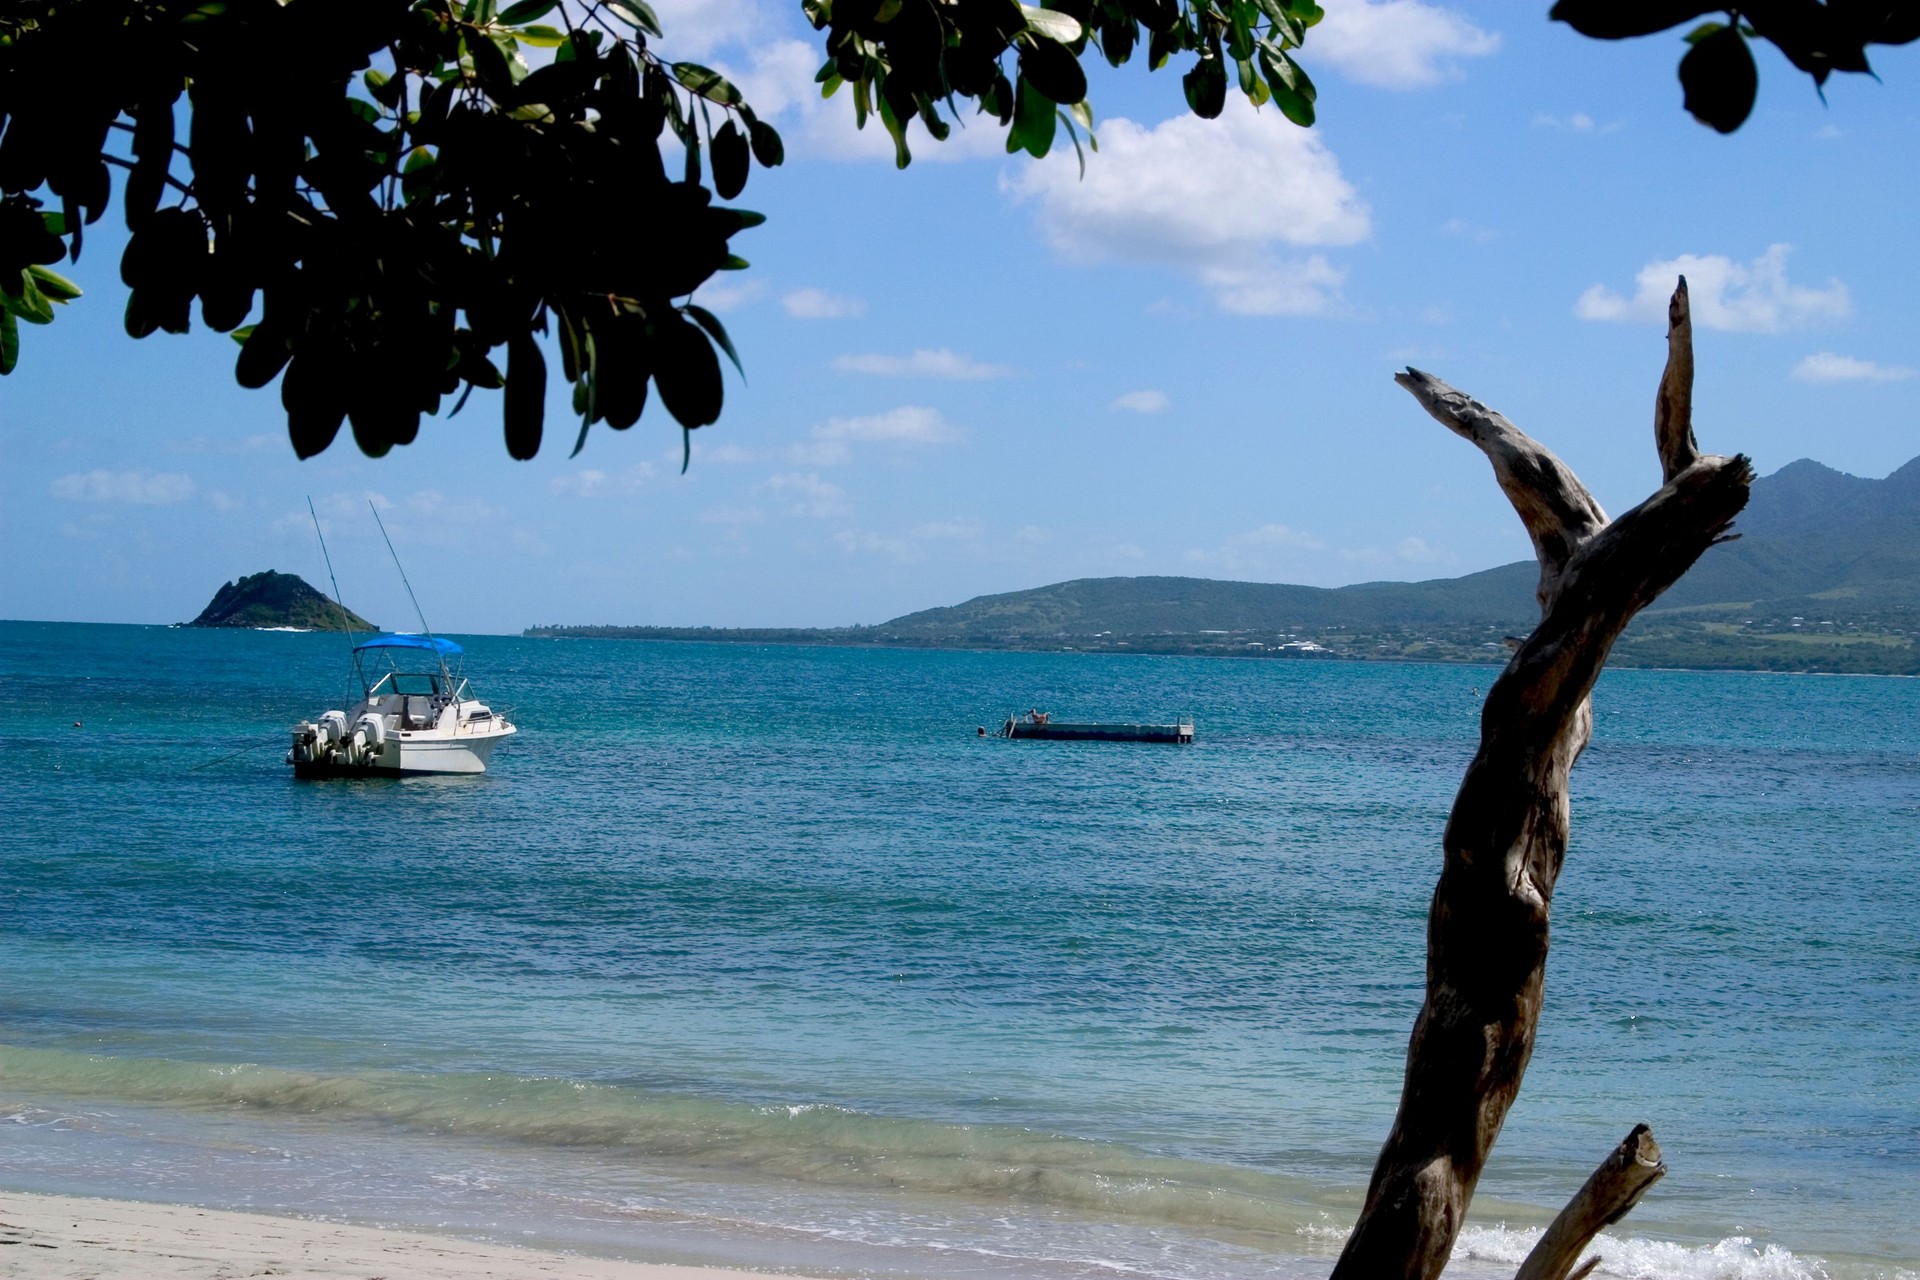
left=1329, top=279, right=1751, bottom=1280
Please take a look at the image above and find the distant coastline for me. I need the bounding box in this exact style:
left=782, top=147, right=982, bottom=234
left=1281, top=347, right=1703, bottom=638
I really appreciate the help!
left=523, top=618, right=1920, bottom=677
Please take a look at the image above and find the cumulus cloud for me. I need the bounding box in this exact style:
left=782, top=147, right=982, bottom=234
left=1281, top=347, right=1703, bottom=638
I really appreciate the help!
left=1792, top=353, right=1916, bottom=383
left=51, top=470, right=195, bottom=505
left=1111, top=390, right=1171, bottom=413
left=814, top=405, right=960, bottom=444
left=1310, top=0, right=1499, bottom=89
left=648, top=0, right=771, bottom=58
left=1007, top=98, right=1369, bottom=315
left=783, top=287, right=867, bottom=319
left=833, top=349, right=1011, bottom=379
left=756, top=472, right=851, bottom=518
left=550, top=464, right=657, bottom=498
left=1576, top=245, right=1851, bottom=332
left=692, top=277, right=766, bottom=314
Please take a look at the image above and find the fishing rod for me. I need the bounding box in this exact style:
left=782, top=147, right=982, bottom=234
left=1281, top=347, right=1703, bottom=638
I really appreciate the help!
left=308, top=497, right=362, bottom=700
left=369, top=500, right=453, bottom=687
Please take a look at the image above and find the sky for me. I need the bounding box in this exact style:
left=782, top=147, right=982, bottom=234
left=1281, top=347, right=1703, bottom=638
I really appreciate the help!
left=4, top=1, right=1918, bottom=633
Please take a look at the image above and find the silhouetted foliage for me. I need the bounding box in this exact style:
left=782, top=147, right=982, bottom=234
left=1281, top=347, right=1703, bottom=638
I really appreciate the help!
left=1553, top=1, right=1919, bottom=133
left=0, top=0, right=1327, bottom=459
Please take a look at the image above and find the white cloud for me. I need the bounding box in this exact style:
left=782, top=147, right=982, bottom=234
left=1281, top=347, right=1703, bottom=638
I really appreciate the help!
left=1310, top=0, right=1499, bottom=89
left=648, top=0, right=770, bottom=58
left=1792, top=353, right=1917, bottom=383
left=833, top=349, right=1011, bottom=379
left=1111, top=390, right=1171, bottom=414
left=756, top=472, right=851, bottom=518
left=51, top=470, right=195, bottom=505
left=783, top=287, right=867, bottom=319
left=550, top=464, right=657, bottom=498
left=814, top=405, right=959, bottom=445
left=692, top=278, right=766, bottom=314
left=1576, top=245, right=1851, bottom=333
left=1007, top=97, right=1369, bottom=316
left=1200, top=256, right=1348, bottom=317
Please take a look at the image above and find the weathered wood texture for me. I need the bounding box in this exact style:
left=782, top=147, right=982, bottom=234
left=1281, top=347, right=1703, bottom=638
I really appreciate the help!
left=1329, top=280, right=1750, bottom=1280
left=1515, top=1124, right=1667, bottom=1280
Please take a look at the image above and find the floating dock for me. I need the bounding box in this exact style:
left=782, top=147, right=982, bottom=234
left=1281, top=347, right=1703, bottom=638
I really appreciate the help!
left=999, top=717, right=1194, bottom=744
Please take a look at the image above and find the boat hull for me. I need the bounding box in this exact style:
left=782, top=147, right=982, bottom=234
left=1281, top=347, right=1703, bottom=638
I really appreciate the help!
left=291, top=726, right=512, bottom=778
left=1002, top=720, right=1194, bottom=743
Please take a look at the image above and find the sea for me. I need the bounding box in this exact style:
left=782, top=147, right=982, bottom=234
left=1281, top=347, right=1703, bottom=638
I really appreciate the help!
left=1, top=620, right=1915, bottom=1280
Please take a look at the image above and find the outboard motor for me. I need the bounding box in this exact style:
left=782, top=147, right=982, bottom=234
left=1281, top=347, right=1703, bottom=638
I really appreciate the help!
left=351, top=712, right=387, bottom=765
left=319, top=710, right=348, bottom=746
left=289, top=722, right=319, bottom=764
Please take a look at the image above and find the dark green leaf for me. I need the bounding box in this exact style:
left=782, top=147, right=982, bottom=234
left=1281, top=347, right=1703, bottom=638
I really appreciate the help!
left=1019, top=34, right=1089, bottom=104
left=1549, top=0, right=1719, bottom=40
left=1679, top=23, right=1758, bottom=133
left=685, top=304, right=743, bottom=377
left=748, top=118, right=786, bottom=166
left=653, top=315, right=723, bottom=428
left=673, top=62, right=743, bottom=105
left=505, top=333, right=547, bottom=459
left=26, top=264, right=81, bottom=302
left=1008, top=74, right=1058, bottom=156
left=1021, top=5, right=1084, bottom=42
left=711, top=119, right=750, bottom=198
left=0, top=310, right=17, bottom=375
left=498, top=0, right=556, bottom=22
left=605, top=0, right=663, bottom=37
left=1183, top=50, right=1227, bottom=118
left=236, top=319, right=294, bottom=388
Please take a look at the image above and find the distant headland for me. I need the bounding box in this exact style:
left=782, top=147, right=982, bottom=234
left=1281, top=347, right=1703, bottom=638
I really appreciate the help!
left=185, top=570, right=374, bottom=632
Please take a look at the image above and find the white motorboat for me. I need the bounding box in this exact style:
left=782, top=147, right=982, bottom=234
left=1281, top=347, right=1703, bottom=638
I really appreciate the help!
left=288, top=633, right=516, bottom=777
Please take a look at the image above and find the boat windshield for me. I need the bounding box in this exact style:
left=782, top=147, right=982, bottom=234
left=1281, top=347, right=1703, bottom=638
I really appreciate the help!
left=351, top=634, right=466, bottom=701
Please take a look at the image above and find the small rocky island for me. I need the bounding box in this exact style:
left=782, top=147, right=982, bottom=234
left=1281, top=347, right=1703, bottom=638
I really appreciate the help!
left=186, top=570, right=374, bottom=631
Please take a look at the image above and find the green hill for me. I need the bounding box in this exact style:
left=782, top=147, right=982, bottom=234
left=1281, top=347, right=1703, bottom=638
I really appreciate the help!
left=186, top=570, right=374, bottom=631
left=530, top=456, right=1920, bottom=674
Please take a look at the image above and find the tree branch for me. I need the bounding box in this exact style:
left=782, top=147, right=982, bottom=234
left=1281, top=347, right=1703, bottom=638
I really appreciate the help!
left=1514, top=1125, right=1666, bottom=1280
left=1654, top=277, right=1698, bottom=483
left=1332, top=282, right=1749, bottom=1280
left=1394, top=369, right=1607, bottom=613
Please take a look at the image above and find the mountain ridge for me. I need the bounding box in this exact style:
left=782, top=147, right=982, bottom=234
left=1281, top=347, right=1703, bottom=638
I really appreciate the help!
left=529, top=455, right=1920, bottom=675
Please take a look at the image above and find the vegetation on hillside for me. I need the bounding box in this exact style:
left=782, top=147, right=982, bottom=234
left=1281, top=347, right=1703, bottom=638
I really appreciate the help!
left=186, top=569, right=375, bottom=630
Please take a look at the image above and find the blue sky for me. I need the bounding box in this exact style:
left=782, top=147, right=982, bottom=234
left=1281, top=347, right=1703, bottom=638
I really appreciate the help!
left=4, top=1, right=1917, bottom=633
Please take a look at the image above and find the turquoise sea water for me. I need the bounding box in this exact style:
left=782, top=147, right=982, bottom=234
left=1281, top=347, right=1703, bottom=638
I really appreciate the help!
left=1, top=620, right=1916, bottom=1280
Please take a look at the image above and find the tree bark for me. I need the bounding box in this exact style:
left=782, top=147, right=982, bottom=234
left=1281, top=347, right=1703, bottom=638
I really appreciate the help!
left=1329, top=280, right=1750, bottom=1280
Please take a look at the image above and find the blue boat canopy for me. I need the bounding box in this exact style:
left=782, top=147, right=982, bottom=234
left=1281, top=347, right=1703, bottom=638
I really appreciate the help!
left=354, top=633, right=462, bottom=656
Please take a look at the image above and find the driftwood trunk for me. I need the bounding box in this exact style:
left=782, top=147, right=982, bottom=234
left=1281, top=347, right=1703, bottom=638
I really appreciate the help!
left=1330, top=280, right=1750, bottom=1279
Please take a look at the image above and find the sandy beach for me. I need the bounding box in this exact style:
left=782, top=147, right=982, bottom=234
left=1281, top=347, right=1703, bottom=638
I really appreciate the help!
left=0, top=1192, right=822, bottom=1280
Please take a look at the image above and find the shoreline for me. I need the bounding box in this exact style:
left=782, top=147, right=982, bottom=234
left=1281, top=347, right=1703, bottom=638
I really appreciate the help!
left=0, top=1191, right=831, bottom=1280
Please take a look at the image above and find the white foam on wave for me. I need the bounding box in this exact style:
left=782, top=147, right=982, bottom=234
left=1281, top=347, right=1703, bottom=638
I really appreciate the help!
left=1453, top=1224, right=1856, bottom=1280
